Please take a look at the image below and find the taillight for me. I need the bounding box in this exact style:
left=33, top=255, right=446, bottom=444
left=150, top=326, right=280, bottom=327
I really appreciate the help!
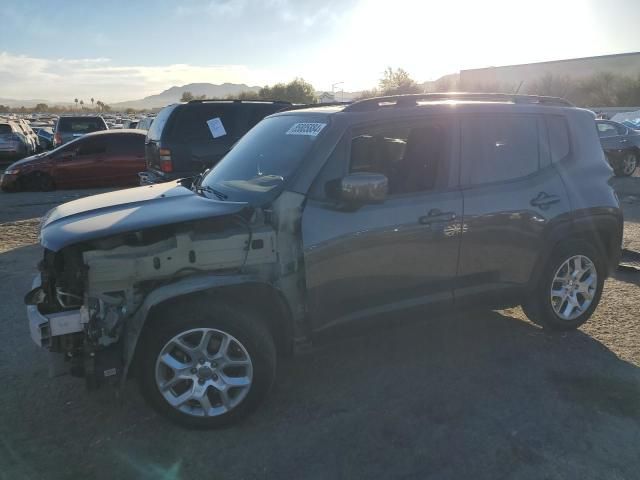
left=54, top=132, right=62, bottom=146
left=159, top=148, right=173, bottom=173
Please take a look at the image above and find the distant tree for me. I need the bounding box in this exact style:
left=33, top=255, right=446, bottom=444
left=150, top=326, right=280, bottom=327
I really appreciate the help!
left=234, top=90, right=260, bottom=100
left=74, top=98, right=79, bottom=110
left=259, top=78, right=316, bottom=104
left=379, top=67, right=422, bottom=95
left=125, top=107, right=136, bottom=114
left=91, top=97, right=95, bottom=110
left=80, top=99, right=84, bottom=110
left=181, top=91, right=195, bottom=102
left=102, top=103, right=112, bottom=112
left=356, top=88, right=380, bottom=100
left=0, top=104, right=9, bottom=112
left=34, top=103, right=49, bottom=112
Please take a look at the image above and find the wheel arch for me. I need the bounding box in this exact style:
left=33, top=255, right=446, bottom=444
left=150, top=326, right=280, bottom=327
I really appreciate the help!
left=529, top=212, right=623, bottom=290
left=123, top=274, right=295, bottom=381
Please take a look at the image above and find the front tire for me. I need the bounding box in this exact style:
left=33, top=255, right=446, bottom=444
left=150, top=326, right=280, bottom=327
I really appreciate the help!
left=138, top=301, right=276, bottom=429
left=523, top=242, right=605, bottom=331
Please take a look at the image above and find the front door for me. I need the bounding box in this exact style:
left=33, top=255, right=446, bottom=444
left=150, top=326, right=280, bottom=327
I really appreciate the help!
left=52, top=136, right=106, bottom=188
left=302, top=116, right=462, bottom=330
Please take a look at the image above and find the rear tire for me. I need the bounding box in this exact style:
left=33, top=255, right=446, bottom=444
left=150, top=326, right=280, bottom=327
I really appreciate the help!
left=137, top=300, right=276, bottom=429
left=522, top=241, right=605, bottom=331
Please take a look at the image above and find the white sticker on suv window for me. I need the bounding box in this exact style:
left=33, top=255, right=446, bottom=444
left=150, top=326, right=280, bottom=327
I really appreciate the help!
left=207, top=117, right=227, bottom=138
left=286, top=122, right=326, bottom=136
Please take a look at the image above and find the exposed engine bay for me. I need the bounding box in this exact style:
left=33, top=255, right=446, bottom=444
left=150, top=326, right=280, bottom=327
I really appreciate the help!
left=27, top=213, right=277, bottom=388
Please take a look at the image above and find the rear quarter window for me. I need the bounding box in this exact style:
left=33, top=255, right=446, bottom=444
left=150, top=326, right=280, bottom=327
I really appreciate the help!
left=546, top=116, right=571, bottom=163
left=0, top=124, right=12, bottom=134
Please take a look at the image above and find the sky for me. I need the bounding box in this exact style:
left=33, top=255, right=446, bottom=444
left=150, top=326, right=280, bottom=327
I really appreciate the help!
left=1, top=0, right=640, bottom=103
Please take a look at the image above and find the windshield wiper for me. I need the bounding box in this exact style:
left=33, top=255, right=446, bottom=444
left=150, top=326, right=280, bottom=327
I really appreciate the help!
left=196, top=185, right=228, bottom=201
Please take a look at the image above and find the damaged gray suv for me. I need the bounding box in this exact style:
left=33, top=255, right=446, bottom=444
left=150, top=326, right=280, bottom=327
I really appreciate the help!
left=26, top=93, right=623, bottom=428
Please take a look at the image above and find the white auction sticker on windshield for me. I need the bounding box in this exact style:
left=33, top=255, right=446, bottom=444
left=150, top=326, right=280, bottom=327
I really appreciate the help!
left=286, top=122, right=326, bottom=136
left=207, top=117, right=227, bottom=138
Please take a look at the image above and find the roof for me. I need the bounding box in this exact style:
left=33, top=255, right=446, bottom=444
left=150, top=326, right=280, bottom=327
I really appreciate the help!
left=85, top=128, right=145, bottom=137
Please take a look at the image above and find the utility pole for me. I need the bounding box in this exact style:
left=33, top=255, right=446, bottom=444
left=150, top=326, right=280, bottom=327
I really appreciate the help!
left=331, top=82, right=344, bottom=102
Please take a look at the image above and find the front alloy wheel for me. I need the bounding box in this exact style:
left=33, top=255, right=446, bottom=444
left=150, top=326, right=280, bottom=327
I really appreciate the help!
left=155, top=328, right=254, bottom=417
left=138, top=302, right=276, bottom=428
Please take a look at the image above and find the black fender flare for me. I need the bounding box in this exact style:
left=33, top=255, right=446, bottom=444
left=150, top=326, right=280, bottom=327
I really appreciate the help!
left=120, top=273, right=276, bottom=383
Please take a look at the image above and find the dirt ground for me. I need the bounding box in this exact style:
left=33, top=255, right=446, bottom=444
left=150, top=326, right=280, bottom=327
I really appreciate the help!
left=1, top=179, right=640, bottom=480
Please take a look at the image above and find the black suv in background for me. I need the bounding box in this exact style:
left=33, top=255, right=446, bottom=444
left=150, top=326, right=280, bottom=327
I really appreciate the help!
left=27, top=93, right=622, bottom=428
left=140, top=100, right=292, bottom=184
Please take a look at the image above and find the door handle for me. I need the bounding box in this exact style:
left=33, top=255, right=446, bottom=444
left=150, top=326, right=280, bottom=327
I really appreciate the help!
left=530, top=191, right=560, bottom=210
left=419, top=209, right=456, bottom=225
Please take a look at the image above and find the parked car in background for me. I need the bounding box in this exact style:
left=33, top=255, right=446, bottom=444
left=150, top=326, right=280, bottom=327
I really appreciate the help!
left=137, top=117, right=154, bottom=131
left=1, top=129, right=145, bottom=191
left=53, top=116, right=108, bottom=147
left=26, top=93, right=622, bottom=428
left=140, top=99, right=292, bottom=184
left=33, top=127, right=54, bottom=150
left=0, top=121, right=32, bottom=164
left=596, top=119, right=640, bottom=176
left=124, top=119, right=139, bottom=129
left=10, top=118, right=39, bottom=154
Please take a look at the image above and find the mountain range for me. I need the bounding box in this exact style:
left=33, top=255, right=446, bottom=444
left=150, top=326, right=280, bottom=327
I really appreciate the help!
left=110, top=83, right=261, bottom=109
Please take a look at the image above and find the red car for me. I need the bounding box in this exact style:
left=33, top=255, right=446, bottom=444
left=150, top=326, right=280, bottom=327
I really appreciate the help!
left=1, top=130, right=146, bottom=192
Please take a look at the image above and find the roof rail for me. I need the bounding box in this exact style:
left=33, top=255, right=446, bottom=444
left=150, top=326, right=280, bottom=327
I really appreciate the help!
left=343, top=92, right=574, bottom=112
left=187, top=98, right=292, bottom=104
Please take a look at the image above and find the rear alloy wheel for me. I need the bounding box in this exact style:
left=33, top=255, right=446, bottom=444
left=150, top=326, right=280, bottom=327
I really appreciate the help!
left=138, top=302, right=276, bottom=429
left=523, top=242, right=604, bottom=330
left=549, top=255, right=597, bottom=321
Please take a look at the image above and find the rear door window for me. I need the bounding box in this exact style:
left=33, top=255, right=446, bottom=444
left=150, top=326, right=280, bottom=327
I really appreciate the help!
left=461, top=115, right=540, bottom=185
left=108, top=134, right=144, bottom=155
left=76, top=137, right=107, bottom=156
left=0, top=124, right=12, bottom=134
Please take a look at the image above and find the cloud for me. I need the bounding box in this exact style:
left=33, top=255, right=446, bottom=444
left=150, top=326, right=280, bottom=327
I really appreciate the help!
left=0, top=52, right=284, bottom=103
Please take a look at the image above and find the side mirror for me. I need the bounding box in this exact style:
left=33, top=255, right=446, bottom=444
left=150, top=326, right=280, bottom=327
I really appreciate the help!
left=335, top=172, right=388, bottom=204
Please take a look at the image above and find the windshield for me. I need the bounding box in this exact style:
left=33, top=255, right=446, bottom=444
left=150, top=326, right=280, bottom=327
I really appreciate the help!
left=200, top=114, right=328, bottom=202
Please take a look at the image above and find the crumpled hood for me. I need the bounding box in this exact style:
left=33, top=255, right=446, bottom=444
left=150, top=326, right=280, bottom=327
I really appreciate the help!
left=40, top=182, right=250, bottom=251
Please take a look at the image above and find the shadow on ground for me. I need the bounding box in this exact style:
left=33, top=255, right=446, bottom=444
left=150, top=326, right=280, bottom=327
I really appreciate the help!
left=1, top=302, right=639, bottom=480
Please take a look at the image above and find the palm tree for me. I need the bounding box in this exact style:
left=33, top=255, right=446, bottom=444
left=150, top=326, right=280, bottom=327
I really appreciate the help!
left=91, top=97, right=95, bottom=110
left=80, top=100, right=84, bottom=110
left=74, top=98, right=78, bottom=110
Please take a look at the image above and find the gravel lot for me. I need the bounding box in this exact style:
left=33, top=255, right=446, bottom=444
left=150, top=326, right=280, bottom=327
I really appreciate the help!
left=1, top=179, right=640, bottom=480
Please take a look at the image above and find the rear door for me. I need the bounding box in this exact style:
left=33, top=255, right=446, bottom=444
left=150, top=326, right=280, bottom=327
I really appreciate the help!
left=455, top=113, right=572, bottom=305
left=100, top=133, right=145, bottom=186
